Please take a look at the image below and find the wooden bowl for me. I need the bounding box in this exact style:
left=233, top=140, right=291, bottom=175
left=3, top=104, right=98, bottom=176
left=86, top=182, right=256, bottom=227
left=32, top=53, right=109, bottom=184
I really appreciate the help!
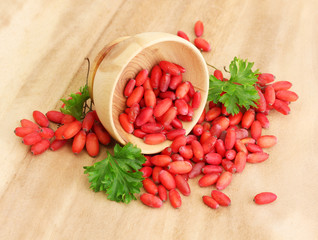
left=88, top=32, right=209, bottom=154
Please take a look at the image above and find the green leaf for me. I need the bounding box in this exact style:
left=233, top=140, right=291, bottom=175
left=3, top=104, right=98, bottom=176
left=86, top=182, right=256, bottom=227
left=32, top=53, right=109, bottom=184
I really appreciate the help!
left=207, top=57, right=260, bottom=115
left=60, top=85, right=90, bottom=120
left=83, top=143, right=146, bottom=204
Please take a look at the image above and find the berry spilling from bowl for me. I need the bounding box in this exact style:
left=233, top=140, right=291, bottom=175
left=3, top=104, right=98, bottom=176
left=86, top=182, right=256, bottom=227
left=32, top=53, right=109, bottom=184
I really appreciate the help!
left=119, top=60, right=202, bottom=145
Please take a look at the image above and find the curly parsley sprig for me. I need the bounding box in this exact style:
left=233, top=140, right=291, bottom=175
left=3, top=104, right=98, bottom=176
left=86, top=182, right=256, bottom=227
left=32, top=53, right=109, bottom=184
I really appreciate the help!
left=208, top=57, right=260, bottom=115
left=83, top=143, right=146, bottom=204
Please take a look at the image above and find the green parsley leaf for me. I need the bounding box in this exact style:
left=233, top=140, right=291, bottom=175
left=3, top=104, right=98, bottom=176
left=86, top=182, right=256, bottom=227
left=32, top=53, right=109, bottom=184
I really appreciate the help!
left=83, top=143, right=146, bottom=204
left=208, top=57, right=260, bottom=115
left=60, top=85, right=90, bottom=120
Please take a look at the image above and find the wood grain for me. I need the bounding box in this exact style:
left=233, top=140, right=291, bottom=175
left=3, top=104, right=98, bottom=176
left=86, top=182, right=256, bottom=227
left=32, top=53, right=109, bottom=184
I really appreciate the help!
left=1, top=0, right=318, bottom=239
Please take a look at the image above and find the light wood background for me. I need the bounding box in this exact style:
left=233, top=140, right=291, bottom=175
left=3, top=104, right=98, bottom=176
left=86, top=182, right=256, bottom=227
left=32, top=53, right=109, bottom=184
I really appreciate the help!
left=1, top=0, right=318, bottom=239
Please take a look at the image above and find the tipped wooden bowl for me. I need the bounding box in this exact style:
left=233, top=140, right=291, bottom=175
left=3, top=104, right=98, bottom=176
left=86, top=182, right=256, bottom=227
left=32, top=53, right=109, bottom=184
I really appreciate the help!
left=88, top=32, right=209, bottom=154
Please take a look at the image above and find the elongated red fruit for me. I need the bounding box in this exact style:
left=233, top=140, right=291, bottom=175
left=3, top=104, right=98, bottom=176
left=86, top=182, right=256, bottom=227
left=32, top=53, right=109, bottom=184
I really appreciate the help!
left=160, top=107, right=177, bottom=127
left=62, top=120, right=82, bottom=139
left=202, top=196, right=219, bottom=209
left=61, top=114, right=76, bottom=124
left=82, top=111, right=95, bottom=132
left=256, top=88, right=267, bottom=112
left=229, top=112, right=243, bottom=126
left=178, top=145, right=193, bottom=159
left=143, top=77, right=152, bottom=90
left=254, top=192, right=277, bottom=205
left=14, top=127, right=37, bottom=137
left=158, top=185, right=167, bottom=201
left=192, top=91, right=201, bottom=109
left=46, top=111, right=65, bottom=123
left=194, top=38, right=211, bottom=52
left=194, top=20, right=204, bottom=37
left=264, top=85, right=275, bottom=105
left=213, top=116, right=230, bottom=131
left=175, top=174, right=191, bottom=196
left=175, top=82, right=190, bottom=99
left=256, top=113, right=270, bottom=128
left=144, top=89, right=156, bottom=108
left=169, top=189, right=182, bottom=208
left=188, top=162, right=205, bottom=178
left=276, top=90, right=298, bottom=102
left=144, top=133, right=166, bottom=145
left=150, top=155, right=172, bottom=167
left=257, top=135, right=277, bottom=148
left=202, top=165, right=223, bottom=174
left=39, top=127, right=54, bottom=139
left=159, top=61, right=180, bottom=76
left=141, top=123, right=163, bottom=133
left=247, top=152, right=269, bottom=163
left=135, top=107, right=153, bottom=127
left=216, top=171, right=232, bottom=190
left=86, top=132, right=99, bottom=157
left=140, top=193, right=162, bottom=208
left=72, top=130, right=86, bottom=154
left=169, top=75, right=183, bottom=90
left=202, top=136, right=217, bottom=154
left=272, top=81, right=292, bottom=91
left=199, top=130, right=211, bottom=143
left=177, top=30, right=190, bottom=41
left=273, top=99, right=290, bottom=115
left=191, top=140, right=204, bottom=160
left=167, top=161, right=192, bottom=175
left=126, top=86, right=144, bottom=107
left=20, top=119, right=39, bottom=130
left=153, top=98, right=172, bottom=118
left=241, top=109, right=255, bottom=129
left=152, top=166, right=162, bottom=184
left=225, top=127, right=236, bottom=150
left=143, top=178, right=158, bottom=195
left=50, top=139, right=67, bottom=151
left=93, top=122, right=111, bottom=145
left=204, top=152, right=222, bottom=165
left=205, top=107, right=221, bottom=121
left=250, top=120, right=262, bottom=140
left=234, top=151, right=247, bottom=173
left=198, top=173, right=219, bottom=187
left=33, top=110, right=49, bottom=127
left=140, top=166, right=152, bottom=178
left=166, top=128, right=186, bottom=141
left=22, top=132, right=42, bottom=145
left=159, top=92, right=175, bottom=101
left=159, top=73, right=171, bottom=92
left=214, top=70, right=223, bottom=80
left=175, top=99, right=188, bottom=115
left=124, top=79, right=136, bottom=97
left=150, top=65, right=162, bottom=89
left=211, top=190, right=231, bottom=206
left=31, top=139, right=50, bottom=155
left=257, top=73, right=275, bottom=86
left=246, top=143, right=263, bottom=153
left=215, top=139, right=226, bottom=157
left=135, top=69, right=148, bottom=86
left=159, top=170, right=176, bottom=190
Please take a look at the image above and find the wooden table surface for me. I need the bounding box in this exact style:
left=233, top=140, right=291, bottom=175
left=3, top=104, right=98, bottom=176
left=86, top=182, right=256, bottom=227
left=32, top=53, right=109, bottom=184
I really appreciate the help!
left=1, top=0, right=318, bottom=239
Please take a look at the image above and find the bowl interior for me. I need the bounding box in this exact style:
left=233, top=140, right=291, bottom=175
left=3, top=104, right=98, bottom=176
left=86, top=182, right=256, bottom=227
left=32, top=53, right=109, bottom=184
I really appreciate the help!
left=111, top=38, right=208, bottom=154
